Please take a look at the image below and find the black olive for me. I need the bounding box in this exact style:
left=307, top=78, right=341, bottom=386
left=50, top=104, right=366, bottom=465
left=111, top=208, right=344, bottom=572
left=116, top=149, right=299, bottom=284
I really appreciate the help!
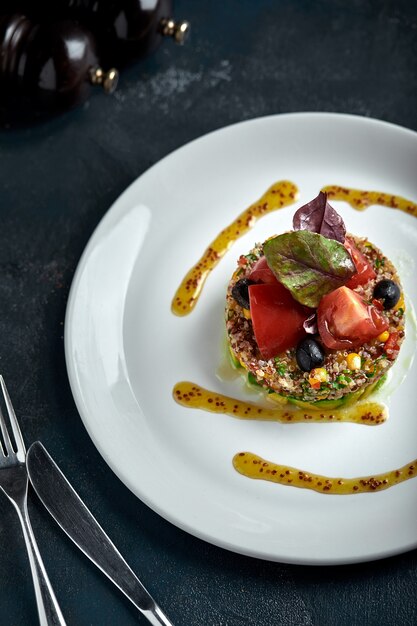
left=231, top=278, right=256, bottom=309
left=373, top=279, right=401, bottom=310
left=296, top=337, right=325, bottom=372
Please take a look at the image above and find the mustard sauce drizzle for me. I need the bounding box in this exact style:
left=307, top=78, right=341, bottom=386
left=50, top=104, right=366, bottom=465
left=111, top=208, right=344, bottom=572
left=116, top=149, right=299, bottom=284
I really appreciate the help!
left=172, top=182, right=417, bottom=495
left=171, top=180, right=299, bottom=316
left=233, top=451, right=417, bottom=495
left=322, top=185, right=417, bottom=216
left=173, top=382, right=387, bottom=425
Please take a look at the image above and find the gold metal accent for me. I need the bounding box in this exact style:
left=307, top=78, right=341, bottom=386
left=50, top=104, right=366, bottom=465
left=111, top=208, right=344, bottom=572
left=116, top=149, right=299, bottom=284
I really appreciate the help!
left=159, top=18, right=190, bottom=44
left=89, top=67, right=119, bottom=94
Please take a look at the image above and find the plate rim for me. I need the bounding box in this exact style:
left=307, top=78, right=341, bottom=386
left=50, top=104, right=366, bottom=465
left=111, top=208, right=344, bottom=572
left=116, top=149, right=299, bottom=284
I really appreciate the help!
left=64, top=112, right=417, bottom=565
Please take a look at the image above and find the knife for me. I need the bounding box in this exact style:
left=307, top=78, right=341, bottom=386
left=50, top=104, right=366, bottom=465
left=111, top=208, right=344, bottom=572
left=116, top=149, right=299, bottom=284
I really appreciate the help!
left=26, top=441, right=174, bottom=626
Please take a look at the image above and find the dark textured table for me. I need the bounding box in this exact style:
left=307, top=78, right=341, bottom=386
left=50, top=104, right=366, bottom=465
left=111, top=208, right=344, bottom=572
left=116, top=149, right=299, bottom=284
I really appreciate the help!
left=0, top=1, right=416, bottom=625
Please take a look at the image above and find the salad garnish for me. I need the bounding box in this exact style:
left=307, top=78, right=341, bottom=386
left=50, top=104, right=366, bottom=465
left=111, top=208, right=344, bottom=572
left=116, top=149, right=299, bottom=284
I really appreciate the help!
left=292, top=190, right=346, bottom=242
left=263, top=230, right=356, bottom=308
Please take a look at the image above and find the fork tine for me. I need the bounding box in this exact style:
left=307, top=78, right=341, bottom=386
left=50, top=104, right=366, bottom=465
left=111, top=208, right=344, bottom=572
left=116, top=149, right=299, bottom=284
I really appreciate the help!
left=0, top=376, right=26, bottom=460
left=0, top=403, right=14, bottom=456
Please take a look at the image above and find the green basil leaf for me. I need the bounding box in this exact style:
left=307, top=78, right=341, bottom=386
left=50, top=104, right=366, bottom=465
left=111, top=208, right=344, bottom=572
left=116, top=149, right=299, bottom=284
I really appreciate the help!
left=263, top=231, right=356, bottom=307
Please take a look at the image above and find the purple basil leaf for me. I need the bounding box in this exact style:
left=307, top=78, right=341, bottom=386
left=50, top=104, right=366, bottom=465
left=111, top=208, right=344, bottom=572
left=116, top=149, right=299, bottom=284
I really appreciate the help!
left=303, top=313, right=318, bottom=335
left=292, top=191, right=346, bottom=243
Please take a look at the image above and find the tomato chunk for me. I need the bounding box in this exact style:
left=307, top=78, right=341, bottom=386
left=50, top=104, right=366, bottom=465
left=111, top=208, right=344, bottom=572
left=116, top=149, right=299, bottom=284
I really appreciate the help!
left=249, top=283, right=309, bottom=359
left=317, top=286, right=388, bottom=350
left=248, top=256, right=279, bottom=285
left=344, top=237, right=376, bottom=289
left=385, top=332, right=401, bottom=360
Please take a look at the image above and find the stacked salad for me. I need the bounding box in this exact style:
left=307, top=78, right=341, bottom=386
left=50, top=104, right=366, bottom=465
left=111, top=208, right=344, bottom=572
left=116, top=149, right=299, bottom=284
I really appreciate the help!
left=225, top=192, right=405, bottom=409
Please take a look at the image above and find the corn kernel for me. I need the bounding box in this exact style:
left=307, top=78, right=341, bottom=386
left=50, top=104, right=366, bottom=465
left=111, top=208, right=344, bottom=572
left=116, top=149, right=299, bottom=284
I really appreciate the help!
left=346, top=353, right=361, bottom=370
left=377, top=330, right=390, bottom=342
left=242, top=308, right=251, bottom=319
left=363, top=359, right=373, bottom=372
left=311, top=368, right=328, bottom=381
left=309, top=368, right=328, bottom=388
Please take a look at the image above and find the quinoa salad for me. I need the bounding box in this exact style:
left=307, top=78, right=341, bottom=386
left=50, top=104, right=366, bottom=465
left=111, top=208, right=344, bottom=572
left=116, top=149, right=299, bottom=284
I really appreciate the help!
left=225, top=192, right=405, bottom=408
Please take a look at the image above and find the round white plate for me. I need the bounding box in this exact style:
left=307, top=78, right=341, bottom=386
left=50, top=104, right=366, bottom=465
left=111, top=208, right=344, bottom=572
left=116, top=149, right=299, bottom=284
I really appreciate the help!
left=65, top=113, right=417, bottom=565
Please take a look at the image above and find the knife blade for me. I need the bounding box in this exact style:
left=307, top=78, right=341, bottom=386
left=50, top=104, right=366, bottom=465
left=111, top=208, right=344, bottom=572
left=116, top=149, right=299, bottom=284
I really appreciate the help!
left=26, top=441, right=174, bottom=626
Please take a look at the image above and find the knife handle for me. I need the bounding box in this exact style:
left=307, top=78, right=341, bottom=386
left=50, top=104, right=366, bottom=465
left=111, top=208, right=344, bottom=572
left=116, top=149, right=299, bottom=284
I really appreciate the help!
left=17, top=499, right=67, bottom=626
left=91, top=541, right=174, bottom=626
left=54, top=492, right=175, bottom=625
left=138, top=604, right=174, bottom=626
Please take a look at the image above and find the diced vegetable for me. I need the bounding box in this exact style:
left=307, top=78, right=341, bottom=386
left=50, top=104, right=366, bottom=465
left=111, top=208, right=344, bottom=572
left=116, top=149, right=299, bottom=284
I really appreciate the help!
left=248, top=283, right=309, bottom=360
left=344, top=237, right=376, bottom=289
left=308, top=368, right=328, bottom=389
left=385, top=332, right=401, bottom=360
left=317, top=286, right=388, bottom=350
left=346, top=353, right=361, bottom=370
left=248, top=256, right=279, bottom=285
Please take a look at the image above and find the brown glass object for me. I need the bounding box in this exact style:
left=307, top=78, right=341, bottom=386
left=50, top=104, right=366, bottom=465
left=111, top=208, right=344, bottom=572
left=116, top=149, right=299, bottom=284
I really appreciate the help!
left=0, top=1, right=189, bottom=125
left=28, top=0, right=190, bottom=65
left=0, top=13, right=117, bottom=124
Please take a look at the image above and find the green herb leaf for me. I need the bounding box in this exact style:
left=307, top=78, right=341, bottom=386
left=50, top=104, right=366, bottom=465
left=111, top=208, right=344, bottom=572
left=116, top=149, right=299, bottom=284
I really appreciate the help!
left=247, top=372, right=262, bottom=387
left=274, top=358, right=287, bottom=376
left=263, top=231, right=356, bottom=307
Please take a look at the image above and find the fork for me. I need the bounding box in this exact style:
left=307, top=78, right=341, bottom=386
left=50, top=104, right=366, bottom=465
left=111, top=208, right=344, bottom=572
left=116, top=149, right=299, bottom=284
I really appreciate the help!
left=0, top=376, right=66, bottom=626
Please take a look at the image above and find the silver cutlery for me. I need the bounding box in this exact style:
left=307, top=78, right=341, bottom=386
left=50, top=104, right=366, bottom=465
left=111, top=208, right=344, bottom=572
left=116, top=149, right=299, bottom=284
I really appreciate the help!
left=0, top=376, right=66, bottom=626
left=27, top=440, right=175, bottom=626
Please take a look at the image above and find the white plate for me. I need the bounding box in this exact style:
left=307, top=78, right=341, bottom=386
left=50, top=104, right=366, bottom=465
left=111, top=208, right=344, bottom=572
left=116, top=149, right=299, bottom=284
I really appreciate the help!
left=65, top=113, right=417, bottom=565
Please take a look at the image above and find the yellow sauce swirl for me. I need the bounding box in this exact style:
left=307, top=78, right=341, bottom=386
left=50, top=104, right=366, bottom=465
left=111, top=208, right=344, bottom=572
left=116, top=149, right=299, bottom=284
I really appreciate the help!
left=172, top=182, right=417, bottom=495
left=171, top=180, right=299, bottom=316
left=233, top=451, right=417, bottom=495
left=173, top=382, right=387, bottom=425
left=322, top=185, right=417, bottom=216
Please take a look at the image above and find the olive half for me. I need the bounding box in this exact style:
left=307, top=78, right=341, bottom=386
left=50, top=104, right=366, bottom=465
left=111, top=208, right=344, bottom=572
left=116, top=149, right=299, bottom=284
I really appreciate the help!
left=231, top=278, right=256, bottom=309
left=296, top=337, right=325, bottom=372
left=373, top=279, right=401, bottom=310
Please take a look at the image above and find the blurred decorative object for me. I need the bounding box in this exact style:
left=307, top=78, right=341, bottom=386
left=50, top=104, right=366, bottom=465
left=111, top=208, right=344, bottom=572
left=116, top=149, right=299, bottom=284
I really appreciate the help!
left=0, top=1, right=189, bottom=127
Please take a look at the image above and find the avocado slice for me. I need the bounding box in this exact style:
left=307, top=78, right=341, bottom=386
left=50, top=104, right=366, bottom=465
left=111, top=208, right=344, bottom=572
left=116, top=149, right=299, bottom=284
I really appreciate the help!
left=267, top=376, right=387, bottom=410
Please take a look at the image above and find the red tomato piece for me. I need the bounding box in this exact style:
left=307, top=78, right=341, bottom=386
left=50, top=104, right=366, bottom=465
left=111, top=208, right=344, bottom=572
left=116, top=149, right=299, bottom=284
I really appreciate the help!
left=317, top=286, right=388, bottom=350
left=372, top=298, right=384, bottom=311
left=248, top=256, right=279, bottom=285
left=344, top=237, right=376, bottom=289
left=385, top=332, right=400, bottom=360
left=248, top=283, right=309, bottom=359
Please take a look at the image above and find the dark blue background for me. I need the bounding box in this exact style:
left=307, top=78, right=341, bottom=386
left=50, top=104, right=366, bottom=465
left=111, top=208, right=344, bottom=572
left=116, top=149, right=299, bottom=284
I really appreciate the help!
left=0, top=1, right=416, bottom=624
